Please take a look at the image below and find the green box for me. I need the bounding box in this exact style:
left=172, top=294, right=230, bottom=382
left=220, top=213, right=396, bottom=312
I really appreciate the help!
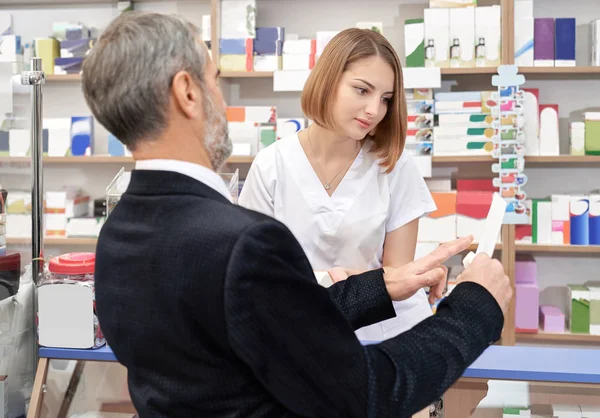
left=585, top=118, right=600, bottom=155
left=404, top=19, right=424, bottom=67
left=568, top=284, right=590, bottom=334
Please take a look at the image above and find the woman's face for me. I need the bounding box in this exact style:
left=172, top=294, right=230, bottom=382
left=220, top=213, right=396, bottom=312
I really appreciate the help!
left=331, top=56, right=395, bottom=140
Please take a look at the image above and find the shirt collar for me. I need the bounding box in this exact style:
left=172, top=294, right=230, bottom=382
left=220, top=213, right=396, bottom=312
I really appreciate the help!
left=135, top=159, right=233, bottom=203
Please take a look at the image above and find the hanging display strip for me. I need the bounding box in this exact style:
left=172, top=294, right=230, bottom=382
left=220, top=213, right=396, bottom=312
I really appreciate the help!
left=490, top=65, right=529, bottom=225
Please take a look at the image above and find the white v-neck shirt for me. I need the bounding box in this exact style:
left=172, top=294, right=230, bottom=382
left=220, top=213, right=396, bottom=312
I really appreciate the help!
left=238, top=134, right=437, bottom=340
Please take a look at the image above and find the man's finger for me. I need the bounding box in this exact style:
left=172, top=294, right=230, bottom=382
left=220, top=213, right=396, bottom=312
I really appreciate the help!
left=413, top=236, right=474, bottom=273
left=416, top=266, right=447, bottom=290
left=433, top=265, right=448, bottom=299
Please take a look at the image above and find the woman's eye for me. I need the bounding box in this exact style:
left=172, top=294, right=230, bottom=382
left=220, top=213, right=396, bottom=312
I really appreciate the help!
left=382, top=97, right=391, bottom=104
left=355, top=87, right=367, bottom=95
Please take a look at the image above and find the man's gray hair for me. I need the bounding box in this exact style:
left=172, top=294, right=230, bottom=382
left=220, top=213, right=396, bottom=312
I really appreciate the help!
left=81, top=12, right=207, bottom=150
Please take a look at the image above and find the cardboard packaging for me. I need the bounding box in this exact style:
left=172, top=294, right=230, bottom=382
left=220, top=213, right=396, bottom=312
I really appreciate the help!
left=404, top=18, right=425, bottom=67
left=424, top=8, right=450, bottom=68
left=474, top=6, right=501, bottom=67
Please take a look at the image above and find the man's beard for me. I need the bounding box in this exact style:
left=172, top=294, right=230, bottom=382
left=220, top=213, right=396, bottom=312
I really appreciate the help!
left=203, top=92, right=232, bottom=171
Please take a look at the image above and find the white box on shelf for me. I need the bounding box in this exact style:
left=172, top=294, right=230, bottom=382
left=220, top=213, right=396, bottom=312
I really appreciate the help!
left=515, top=17, right=534, bottom=66
left=424, top=8, right=450, bottom=68
left=533, top=200, right=552, bottom=245
left=8, top=129, right=28, bottom=157
left=418, top=191, right=457, bottom=243
left=66, top=217, right=104, bottom=238
left=282, top=54, right=312, bottom=70
left=475, top=6, right=502, bottom=68
left=276, top=118, right=305, bottom=140
left=220, top=0, right=256, bottom=39
left=591, top=20, right=600, bottom=66
left=402, top=67, right=441, bottom=89
left=570, top=121, right=585, bottom=155
left=551, top=194, right=570, bottom=245
left=5, top=214, right=30, bottom=238
left=44, top=118, right=71, bottom=157
left=0, top=35, right=19, bottom=62
left=283, top=39, right=315, bottom=55
left=228, top=122, right=258, bottom=155
left=45, top=213, right=67, bottom=237
left=316, top=31, right=339, bottom=58
left=201, top=14, right=211, bottom=42
left=273, top=70, right=311, bottom=91
left=253, top=55, right=280, bottom=71
left=449, top=7, right=475, bottom=68
left=38, top=283, right=96, bottom=349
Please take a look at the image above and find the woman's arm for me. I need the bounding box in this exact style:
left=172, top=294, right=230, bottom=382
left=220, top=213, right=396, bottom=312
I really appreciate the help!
left=382, top=218, right=419, bottom=267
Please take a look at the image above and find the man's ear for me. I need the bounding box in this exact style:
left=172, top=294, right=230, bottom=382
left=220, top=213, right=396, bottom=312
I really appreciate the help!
left=171, top=70, right=202, bottom=119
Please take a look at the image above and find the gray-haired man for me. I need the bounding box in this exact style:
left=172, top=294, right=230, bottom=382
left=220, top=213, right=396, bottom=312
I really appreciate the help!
left=85, top=12, right=510, bottom=418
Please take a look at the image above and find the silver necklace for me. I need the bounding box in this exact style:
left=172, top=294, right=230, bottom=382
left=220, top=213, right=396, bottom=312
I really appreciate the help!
left=306, top=126, right=361, bottom=191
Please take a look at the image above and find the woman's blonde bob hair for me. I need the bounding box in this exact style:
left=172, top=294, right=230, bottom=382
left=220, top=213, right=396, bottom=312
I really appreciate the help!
left=301, top=28, right=407, bottom=173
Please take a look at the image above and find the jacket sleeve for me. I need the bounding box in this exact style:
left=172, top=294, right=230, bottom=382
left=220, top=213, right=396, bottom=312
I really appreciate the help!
left=326, top=270, right=397, bottom=330
left=223, top=220, right=504, bottom=418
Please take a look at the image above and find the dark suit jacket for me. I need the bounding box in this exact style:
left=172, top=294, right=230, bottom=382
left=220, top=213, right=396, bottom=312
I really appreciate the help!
left=95, top=169, right=504, bottom=418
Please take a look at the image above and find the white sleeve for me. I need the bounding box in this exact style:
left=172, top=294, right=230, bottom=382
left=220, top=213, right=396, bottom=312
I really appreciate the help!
left=238, top=152, right=276, bottom=217
left=385, top=153, right=437, bottom=233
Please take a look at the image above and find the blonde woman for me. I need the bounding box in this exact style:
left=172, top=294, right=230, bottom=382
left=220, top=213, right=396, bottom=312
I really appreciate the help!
left=239, top=28, right=437, bottom=341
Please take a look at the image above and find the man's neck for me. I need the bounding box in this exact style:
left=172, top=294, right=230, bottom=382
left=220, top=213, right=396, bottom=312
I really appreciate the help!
left=131, top=136, right=213, bottom=170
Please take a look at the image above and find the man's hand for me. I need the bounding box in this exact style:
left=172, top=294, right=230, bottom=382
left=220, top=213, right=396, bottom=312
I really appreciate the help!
left=456, top=253, right=512, bottom=316
left=382, top=236, right=474, bottom=304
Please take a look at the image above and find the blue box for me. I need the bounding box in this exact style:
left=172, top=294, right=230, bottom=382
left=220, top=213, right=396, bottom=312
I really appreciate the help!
left=66, top=25, right=90, bottom=41
left=555, top=18, right=576, bottom=66
left=254, top=40, right=283, bottom=56
left=0, top=131, right=8, bottom=155
left=256, top=27, right=285, bottom=41
left=60, top=39, right=95, bottom=58
left=108, top=133, right=125, bottom=157
left=54, top=57, right=84, bottom=74
left=70, top=116, right=93, bottom=156
left=220, top=38, right=251, bottom=55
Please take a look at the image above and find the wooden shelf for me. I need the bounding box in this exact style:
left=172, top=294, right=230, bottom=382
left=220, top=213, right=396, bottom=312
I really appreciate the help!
left=515, top=244, right=600, bottom=254
left=525, top=155, right=600, bottom=163
left=432, top=156, right=494, bottom=163
left=440, top=67, right=498, bottom=75
left=516, top=331, right=600, bottom=344
left=7, top=237, right=97, bottom=246
left=45, top=74, right=81, bottom=82
left=220, top=71, right=273, bottom=78
left=0, top=156, right=255, bottom=164
left=519, top=66, right=600, bottom=75
left=432, top=155, right=600, bottom=164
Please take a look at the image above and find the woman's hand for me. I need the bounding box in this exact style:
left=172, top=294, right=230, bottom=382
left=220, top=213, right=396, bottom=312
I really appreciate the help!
left=382, top=236, right=474, bottom=303
left=327, top=267, right=364, bottom=284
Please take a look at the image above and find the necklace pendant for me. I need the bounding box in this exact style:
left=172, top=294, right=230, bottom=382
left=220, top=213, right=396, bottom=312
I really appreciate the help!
left=324, top=183, right=331, bottom=190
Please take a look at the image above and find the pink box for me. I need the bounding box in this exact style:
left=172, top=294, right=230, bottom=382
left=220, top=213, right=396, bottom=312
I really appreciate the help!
left=516, top=283, right=539, bottom=332
left=515, top=254, right=537, bottom=285
left=540, top=305, right=565, bottom=333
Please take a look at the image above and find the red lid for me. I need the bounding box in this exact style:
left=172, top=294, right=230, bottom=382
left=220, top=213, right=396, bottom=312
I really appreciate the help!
left=48, top=252, right=95, bottom=275
left=0, top=252, right=21, bottom=271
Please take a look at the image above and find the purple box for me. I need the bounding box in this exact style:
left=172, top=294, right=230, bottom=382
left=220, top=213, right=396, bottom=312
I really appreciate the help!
left=534, top=18, right=555, bottom=65
left=253, top=40, right=283, bottom=56
left=515, top=254, right=537, bottom=284
left=540, top=305, right=565, bottom=333
left=60, top=39, right=95, bottom=58
left=54, top=57, right=83, bottom=74
left=516, top=283, right=539, bottom=332
left=256, top=27, right=285, bottom=41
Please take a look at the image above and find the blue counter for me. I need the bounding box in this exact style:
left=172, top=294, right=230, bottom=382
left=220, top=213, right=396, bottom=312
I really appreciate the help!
left=40, top=344, right=600, bottom=384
